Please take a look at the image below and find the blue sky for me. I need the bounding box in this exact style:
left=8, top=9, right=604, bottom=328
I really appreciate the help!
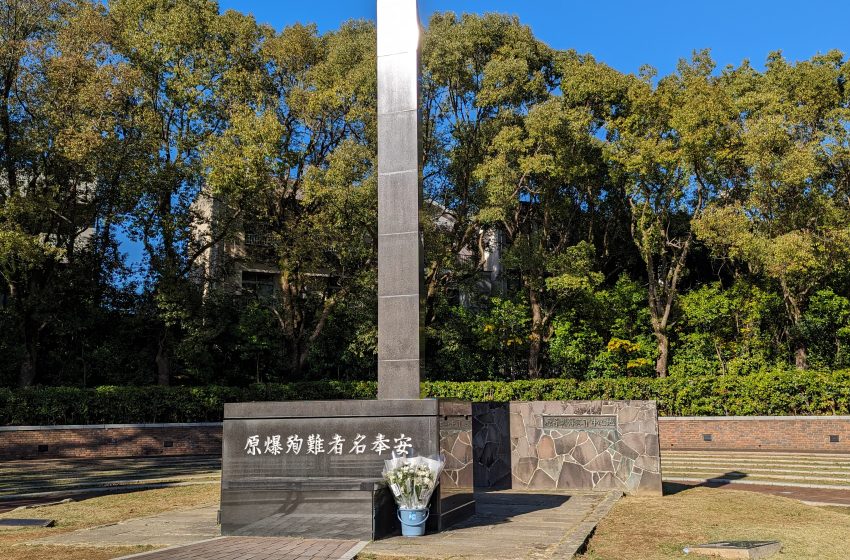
left=219, top=0, right=850, bottom=76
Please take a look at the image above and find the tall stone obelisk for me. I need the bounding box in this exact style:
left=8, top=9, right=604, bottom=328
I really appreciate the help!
left=376, top=0, right=422, bottom=399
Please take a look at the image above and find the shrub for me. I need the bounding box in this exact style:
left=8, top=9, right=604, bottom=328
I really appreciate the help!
left=2, top=369, right=849, bottom=425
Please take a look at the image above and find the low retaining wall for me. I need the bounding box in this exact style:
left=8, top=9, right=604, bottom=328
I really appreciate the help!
left=3, top=414, right=849, bottom=461
left=658, top=416, right=850, bottom=452
left=473, top=400, right=663, bottom=496
left=0, top=423, right=222, bottom=460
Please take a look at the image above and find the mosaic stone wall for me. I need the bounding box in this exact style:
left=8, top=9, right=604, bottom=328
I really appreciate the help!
left=512, top=401, right=661, bottom=495
left=472, top=401, right=662, bottom=496
left=439, top=404, right=474, bottom=489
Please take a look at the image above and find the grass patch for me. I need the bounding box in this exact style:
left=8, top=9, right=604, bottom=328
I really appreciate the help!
left=0, top=484, right=219, bottom=560
left=578, top=486, right=850, bottom=560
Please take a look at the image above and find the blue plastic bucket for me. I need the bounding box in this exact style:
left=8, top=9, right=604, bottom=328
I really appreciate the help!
left=398, top=507, right=429, bottom=537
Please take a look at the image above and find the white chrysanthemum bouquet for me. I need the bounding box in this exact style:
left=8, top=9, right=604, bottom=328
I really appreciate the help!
left=383, top=455, right=444, bottom=510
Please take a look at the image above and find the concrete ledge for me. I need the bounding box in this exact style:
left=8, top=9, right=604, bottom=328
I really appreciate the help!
left=555, top=490, right=622, bottom=558
left=0, top=422, right=222, bottom=432
left=224, top=399, right=439, bottom=419
left=659, top=416, right=850, bottom=421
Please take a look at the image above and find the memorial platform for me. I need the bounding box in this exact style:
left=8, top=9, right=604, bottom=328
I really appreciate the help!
left=220, top=399, right=475, bottom=540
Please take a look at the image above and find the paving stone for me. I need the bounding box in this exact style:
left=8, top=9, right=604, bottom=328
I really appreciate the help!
left=364, top=489, right=619, bottom=560
left=111, top=537, right=367, bottom=560
left=30, top=505, right=220, bottom=548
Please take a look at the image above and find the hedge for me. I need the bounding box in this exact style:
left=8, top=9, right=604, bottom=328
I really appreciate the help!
left=2, top=369, right=850, bottom=426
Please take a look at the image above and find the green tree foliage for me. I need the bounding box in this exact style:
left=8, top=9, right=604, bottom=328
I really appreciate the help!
left=1, top=4, right=849, bottom=387
left=605, top=51, right=747, bottom=377
left=0, top=1, right=138, bottom=386
left=693, top=52, right=850, bottom=369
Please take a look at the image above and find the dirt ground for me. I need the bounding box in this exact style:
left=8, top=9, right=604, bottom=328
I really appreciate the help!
left=0, top=484, right=219, bottom=560
left=578, top=484, right=850, bottom=560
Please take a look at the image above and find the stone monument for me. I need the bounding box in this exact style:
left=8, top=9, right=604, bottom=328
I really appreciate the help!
left=219, top=0, right=475, bottom=540
left=376, top=0, right=423, bottom=401
left=472, top=401, right=663, bottom=496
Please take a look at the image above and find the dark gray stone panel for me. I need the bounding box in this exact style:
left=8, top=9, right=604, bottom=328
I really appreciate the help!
left=220, top=485, right=380, bottom=539
left=221, top=399, right=475, bottom=539
left=377, top=111, right=418, bottom=175
left=377, top=295, right=419, bottom=361
left=378, top=171, right=419, bottom=236
left=222, top=416, right=437, bottom=480
left=377, top=359, right=421, bottom=400
left=472, top=402, right=511, bottom=489
left=377, top=232, right=421, bottom=297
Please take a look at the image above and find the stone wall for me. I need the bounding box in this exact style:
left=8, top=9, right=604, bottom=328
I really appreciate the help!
left=513, top=401, right=661, bottom=496
left=0, top=423, right=222, bottom=460
left=473, top=401, right=662, bottom=496
left=439, top=402, right=475, bottom=489
left=471, top=403, right=512, bottom=489
left=659, top=416, right=850, bottom=452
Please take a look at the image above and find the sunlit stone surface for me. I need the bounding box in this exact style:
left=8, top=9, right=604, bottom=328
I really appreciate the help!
left=376, top=0, right=423, bottom=400
left=473, top=401, right=663, bottom=495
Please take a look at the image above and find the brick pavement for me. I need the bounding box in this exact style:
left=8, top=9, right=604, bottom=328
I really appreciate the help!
left=669, top=480, right=850, bottom=506
left=113, top=537, right=367, bottom=560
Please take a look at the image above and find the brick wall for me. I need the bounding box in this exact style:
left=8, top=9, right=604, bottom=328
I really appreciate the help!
left=659, top=416, right=850, bottom=452
left=0, top=423, right=222, bottom=460
left=3, top=416, right=849, bottom=460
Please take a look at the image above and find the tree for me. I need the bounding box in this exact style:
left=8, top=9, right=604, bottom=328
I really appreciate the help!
left=475, top=79, right=607, bottom=377
left=606, top=51, right=746, bottom=377
left=204, top=21, right=379, bottom=378
left=694, top=51, right=850, bottom=369
left=110, top=0, right=264, bottom=384
left=419, top=13, right=557, bottom=327
left=0, top=1, right=136, bottom=385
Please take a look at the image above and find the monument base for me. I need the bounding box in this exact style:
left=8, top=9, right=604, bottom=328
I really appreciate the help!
left=220, top=399, right=474, bottom=539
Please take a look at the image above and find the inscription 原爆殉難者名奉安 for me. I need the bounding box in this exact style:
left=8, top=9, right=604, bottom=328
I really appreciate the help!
left=542, top=415, right=617, bottom=431
left=242, top=432, right=414, bottom=457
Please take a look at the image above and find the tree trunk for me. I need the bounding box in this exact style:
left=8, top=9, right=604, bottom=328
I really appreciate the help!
left=528, top=287, right=544, bottom=378
left=794, top=346, right=807, bottom=370
left=655, top=331, right=669, bottom=378
left=156, top=335, right=170, bottom=386
left=17, top=305, right=37, bottom=387
left=1, top=76, right=17, bottom=200
left=18, top=351, right=36, bottom=387
left=527, top=336, right=542, bottom=379
left=780, top=280, right=808, bottom=370
left=289, top=338, right=302, bottom=378
left=423, top=264, right=439, bottom=327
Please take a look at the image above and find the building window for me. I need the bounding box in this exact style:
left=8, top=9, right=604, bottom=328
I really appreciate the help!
left=241, top=271, right=277, bottom=298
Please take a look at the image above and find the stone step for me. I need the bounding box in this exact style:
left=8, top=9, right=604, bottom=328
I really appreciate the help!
left=663, top=476, right=850, bottom=491
left=661, top=460, right=850, bottom=470
left=662, top=451, right=850, bottom=460
left=662, top=469, right=850, bottom=485
left=660, top=465, right=850, bottom=477
left=662, top=455, right=850, bottom=465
